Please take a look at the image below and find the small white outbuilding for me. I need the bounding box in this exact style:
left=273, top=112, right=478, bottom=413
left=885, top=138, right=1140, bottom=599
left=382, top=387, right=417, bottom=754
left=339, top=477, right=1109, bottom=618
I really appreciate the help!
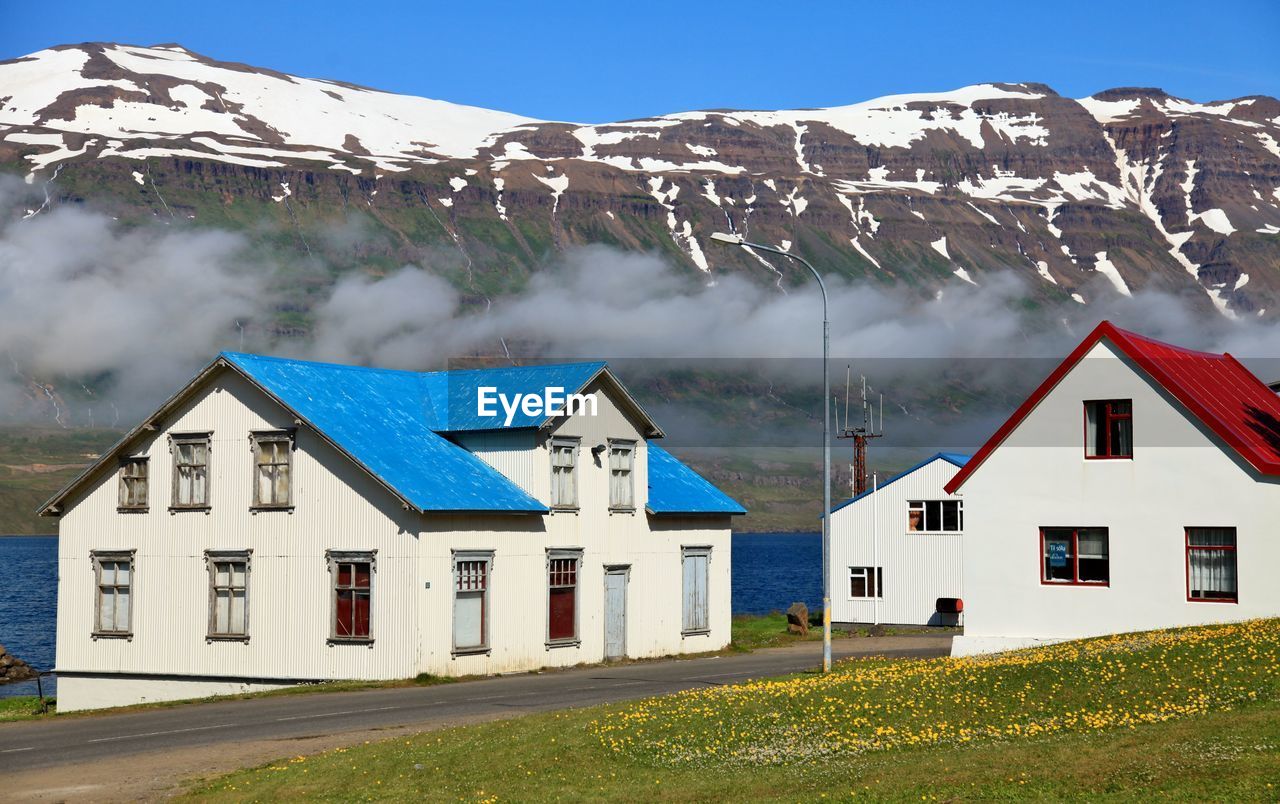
left=949, top=321, right=1280, bottom=656
left=829, top=453, right=969, bottom=627
left=41, top=354, right=744, bottom=711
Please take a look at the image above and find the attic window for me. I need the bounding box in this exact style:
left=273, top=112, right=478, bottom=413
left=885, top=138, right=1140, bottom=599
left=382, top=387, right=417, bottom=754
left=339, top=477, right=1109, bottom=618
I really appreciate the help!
left=609, top=441, right=635, bottom=510
left=118, top=457, right=149, bottom=512
left=550, top=438, right=579, bottom=509
left=172, top=434, right=211, bottom=509
left=907, top=500, right=962, bottom=532
left=251, top=431, right=293, bottom=508
left=1084, top=400, right=1132, bottom=459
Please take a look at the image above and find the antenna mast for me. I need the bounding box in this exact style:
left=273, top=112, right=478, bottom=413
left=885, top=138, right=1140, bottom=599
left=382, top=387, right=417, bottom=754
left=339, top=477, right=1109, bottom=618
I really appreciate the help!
left=836, top=368, right=885, bottom=496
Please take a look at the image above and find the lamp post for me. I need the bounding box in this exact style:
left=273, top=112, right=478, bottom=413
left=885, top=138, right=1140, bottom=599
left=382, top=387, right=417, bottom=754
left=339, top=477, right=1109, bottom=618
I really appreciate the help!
left=710, top=232, right=832, bottom=673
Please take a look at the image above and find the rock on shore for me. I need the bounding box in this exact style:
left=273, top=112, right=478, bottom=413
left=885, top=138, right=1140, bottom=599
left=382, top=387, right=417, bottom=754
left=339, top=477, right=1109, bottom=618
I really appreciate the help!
left=0, top=643, right=37, bottom=683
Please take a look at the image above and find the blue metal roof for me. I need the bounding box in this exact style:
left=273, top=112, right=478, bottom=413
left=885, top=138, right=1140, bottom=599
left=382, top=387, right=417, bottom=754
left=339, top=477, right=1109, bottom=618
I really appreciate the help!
left=646, top=443, right=746, bottom=516
left=418, top=362, right=608, bottom=431
left=220, top=352, right=549, bottom=513
left=828, top=452, right=970, bottom=515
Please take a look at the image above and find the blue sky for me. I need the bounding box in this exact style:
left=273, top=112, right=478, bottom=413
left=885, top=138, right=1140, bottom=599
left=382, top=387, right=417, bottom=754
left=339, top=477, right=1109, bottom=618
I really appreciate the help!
left=4, top=0, right=1277, bottom=122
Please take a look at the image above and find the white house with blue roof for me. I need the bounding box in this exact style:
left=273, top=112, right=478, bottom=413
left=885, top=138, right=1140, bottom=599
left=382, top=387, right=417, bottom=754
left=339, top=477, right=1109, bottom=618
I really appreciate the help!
left=828, top=453, right=969, bottom=627
left=41, top=354, right=744, bottom=711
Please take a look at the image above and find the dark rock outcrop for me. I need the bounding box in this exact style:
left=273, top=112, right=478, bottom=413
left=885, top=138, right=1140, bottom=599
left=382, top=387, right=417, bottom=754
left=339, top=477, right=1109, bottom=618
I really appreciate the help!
left=0, top=643, right=37, bottom=684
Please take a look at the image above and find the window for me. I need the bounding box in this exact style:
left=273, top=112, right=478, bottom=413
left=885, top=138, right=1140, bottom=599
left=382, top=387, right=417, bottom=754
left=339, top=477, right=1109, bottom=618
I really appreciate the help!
left=550, top=438, right=579, bottom=509
left=682, top=547, right=710, bottom=634
left=118, top=457, right=149, bottom=511
left=547, top=550, right=581, bottom=645
left=1041, top=528, right=1109, bottom=585
left=172, top=434, right=211, bottom=509
left=329, top=551, right=374, bottom=641
left=252, top=431, right=292, bottom=508
left=1085, top=400, right=1132, bottom=458
left=849, top=566, right=884, bottom=598
left=609, top=441, right=635, bottom=510
left=93, top=551, right=134, bottom=636
left=454, top=552, right=492, bottom=653
left=907, top=500, right=963, bottom=532
left=1187, top=527, right=1237, bottom=602
left=207, top=551, right=249, bottom=638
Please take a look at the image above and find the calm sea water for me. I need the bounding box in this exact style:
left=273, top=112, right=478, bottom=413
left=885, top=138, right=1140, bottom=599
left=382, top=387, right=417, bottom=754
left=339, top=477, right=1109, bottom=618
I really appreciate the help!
left=0, top=536, right=57, bottom=698
left=731, top=532, right=822, bottom=615
left=0, top=532, right=819, bottom=699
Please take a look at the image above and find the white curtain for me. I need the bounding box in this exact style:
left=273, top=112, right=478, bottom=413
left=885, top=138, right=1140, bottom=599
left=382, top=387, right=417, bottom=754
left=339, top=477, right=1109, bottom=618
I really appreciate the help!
left=1085, top=403, right=1100, bottom=456
left=1189, top=528, right=1236, bottom=598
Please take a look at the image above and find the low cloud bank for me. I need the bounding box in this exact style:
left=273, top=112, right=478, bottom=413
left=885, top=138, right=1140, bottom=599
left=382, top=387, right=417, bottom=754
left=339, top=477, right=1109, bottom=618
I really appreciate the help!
left=2, top=180, right=1277, bottom=441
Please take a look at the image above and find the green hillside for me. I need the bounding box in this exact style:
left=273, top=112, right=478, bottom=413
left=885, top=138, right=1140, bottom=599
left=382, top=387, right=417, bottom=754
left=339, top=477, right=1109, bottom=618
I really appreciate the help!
left=0, top=428, right=114, bottom=534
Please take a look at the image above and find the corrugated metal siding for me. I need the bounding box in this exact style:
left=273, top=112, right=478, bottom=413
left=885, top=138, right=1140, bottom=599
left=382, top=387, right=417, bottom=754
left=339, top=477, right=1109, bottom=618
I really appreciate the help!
left=454, top=431, right=538, bottom=500
left=56, top=370, right=733, bottom=695
left=829, top=458, right=964, bottom=625
left=57, top=371, right=424, bottom=681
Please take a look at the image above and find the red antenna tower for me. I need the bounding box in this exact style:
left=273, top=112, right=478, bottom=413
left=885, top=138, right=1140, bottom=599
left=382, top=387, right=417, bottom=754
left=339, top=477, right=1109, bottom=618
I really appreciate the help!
left=836, top=368, right=884, bottom=496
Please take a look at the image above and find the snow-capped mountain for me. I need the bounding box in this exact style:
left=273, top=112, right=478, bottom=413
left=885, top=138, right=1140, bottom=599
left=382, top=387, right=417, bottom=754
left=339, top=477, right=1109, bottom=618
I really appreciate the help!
left=3, top=42, right=1280, bottom=317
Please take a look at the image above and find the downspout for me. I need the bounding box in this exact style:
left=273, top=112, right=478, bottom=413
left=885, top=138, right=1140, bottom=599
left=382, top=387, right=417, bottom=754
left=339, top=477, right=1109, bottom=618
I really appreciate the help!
left=872, top=471, right=879, bottom=626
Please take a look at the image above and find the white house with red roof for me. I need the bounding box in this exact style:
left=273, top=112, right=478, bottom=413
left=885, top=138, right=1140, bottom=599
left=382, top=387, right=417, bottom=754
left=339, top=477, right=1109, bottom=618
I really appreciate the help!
left=947, top=321, right=1280, bottom=656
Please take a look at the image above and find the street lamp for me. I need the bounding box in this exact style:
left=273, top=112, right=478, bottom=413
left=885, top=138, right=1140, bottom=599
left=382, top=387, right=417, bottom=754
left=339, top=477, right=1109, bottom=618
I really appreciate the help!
left=709, top=231, right=832, bottom=674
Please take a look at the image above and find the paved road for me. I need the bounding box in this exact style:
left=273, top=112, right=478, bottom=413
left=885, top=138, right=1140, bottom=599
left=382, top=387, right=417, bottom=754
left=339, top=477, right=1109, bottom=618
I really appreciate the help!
left=0, top=635, right=949, bottom=799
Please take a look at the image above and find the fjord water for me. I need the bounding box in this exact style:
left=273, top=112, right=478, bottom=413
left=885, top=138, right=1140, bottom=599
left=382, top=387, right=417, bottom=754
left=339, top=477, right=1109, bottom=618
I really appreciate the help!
left=730, top=532, right=822, bottom=616
left=0, top=532, right=820, bottom=699
left=0, top=536, right=57, bottom=698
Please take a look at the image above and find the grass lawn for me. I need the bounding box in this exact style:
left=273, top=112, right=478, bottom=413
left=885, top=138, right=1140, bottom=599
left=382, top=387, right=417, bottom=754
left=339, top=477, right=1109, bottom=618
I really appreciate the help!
left=0, top=695, right=52, bottom=722
left=183, top=619, right=1280, bottom=801
left=729, top=612, right=824, bottom=650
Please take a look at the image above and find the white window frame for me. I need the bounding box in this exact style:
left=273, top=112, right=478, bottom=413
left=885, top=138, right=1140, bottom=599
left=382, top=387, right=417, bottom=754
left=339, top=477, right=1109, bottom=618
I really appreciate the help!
left=117, top=456, right=149, bottom=512
left=549, top=437, right=580, bottom=510
left=681, top=546, right=712, bottom=636
left=608, top=439, right=636, bottom=511
left=205, top=549, right=251, bottom=641
left=326, top=549, right=376, bottom=644
left=92, top=550, right=135, bottom=638
left=546, top=548, right=583, bottom=647
left=849, top=566, right=884, bottom=600
left=171, top=432, right=212, bottom=511
left=907, top=500, right=963, bottom=533
left=452, top=550, right=494, bottom=655
left=251, top=430, right=294, bottom=510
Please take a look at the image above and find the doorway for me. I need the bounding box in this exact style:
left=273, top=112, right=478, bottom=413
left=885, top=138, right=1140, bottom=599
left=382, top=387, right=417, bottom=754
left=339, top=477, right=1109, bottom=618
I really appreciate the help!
left=603, top=566, right=629, bottom=660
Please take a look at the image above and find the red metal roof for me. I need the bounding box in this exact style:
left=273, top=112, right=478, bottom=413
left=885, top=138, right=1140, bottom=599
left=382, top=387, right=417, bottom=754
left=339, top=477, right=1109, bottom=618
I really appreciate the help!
left=945, top=321, right=1280, bottom=493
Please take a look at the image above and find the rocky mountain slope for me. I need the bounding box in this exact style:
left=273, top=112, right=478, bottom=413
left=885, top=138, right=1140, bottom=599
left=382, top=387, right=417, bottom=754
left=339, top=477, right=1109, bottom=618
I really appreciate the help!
left=2, top=42, right=1280, bottom=318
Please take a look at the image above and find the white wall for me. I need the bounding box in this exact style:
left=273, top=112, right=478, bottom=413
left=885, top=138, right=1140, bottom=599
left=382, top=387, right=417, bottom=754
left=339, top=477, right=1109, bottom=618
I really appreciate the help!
left=54, top=367, right=732, bottom=710
left=830, top=458, right=964, bottom=626
left=953, top=341, right=1280, bottom=655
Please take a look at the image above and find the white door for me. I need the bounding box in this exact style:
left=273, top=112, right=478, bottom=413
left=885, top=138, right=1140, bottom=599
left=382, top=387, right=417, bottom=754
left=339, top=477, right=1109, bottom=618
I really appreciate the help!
left=603, top=568, right=628, bottom=660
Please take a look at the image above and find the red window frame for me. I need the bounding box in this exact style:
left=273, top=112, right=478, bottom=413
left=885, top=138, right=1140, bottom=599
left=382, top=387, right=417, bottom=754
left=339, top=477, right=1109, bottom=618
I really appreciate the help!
left=334, top=561, right=372, bottom=639
left=1039, top=527, right=1110, bottom=586
left=1185, top=527, right=1238, bottom=604
left=1084, top=399, right=1132, bottom=459
left=548, top=557, right=578, bottom=642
